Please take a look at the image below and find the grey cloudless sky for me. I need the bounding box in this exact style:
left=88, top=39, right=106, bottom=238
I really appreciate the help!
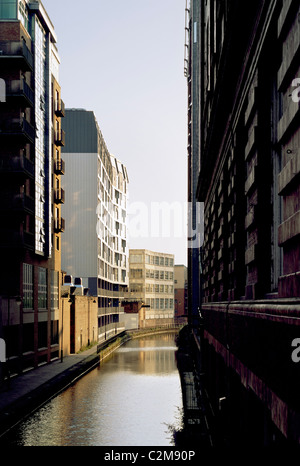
left=43, top=0, right=188, bottom=265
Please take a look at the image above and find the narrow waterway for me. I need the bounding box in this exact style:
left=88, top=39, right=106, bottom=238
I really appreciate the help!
left=4, top=333, right=184, bottom=446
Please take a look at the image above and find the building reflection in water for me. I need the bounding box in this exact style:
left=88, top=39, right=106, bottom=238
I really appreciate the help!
left=4, top=333, right=184, bottom=446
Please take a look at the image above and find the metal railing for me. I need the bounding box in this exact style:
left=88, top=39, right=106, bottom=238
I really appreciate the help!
left=6, top=79, right=34, bottom=106
left=54, top=159, right=65, bottom=175
left=54, top=129, right=65, bottom=146
left=0, top=41, right=33, bottom=70
left=0, top=155, right=34, bottom=177
left=54, top=217, right=65, bottom=233
left=54, top=188, right=65, bottom=204
left=55, top=99, right=65, bottom=117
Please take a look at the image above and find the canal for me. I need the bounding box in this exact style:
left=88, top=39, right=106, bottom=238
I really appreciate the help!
left=3, top=333, right=184, bottom=446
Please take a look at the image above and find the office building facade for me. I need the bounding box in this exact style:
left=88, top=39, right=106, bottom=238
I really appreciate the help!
left=128, top=249, right=175, bottom=327
left=61, top=109, right=129, bottom=342
left=0, top=0, right=64, bottom=373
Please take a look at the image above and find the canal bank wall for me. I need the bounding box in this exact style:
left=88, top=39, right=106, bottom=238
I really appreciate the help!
left=175, top=325, right=213, bottom=447
left=0, top=326, right=182, bottom=438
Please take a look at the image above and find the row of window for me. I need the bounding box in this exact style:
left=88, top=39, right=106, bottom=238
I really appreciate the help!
left=130, top=254, right=174, bottom=267
left=4, top=320, right=59, bottom=358
left=23, top=263, right=59, bottom=310
left=145, top=298, right=174, bottom=310
left=130, top=284, right=174, bottom=294
left=130, top=269, right=174, bottom=280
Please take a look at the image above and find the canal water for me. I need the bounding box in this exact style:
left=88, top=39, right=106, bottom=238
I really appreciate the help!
left=4, top=333, right=184, bottom=446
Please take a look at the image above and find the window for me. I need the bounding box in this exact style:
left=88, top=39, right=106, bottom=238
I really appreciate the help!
left=38, top=267, right=47, bottom=309
left=38, top=321, right=47, bottom=348
left=18, top=0, right=28, bottom=29
left=130, top=269, right=143, bottom=279
left=160, top=299, right=164, bottom=309
left=130, top=283, right=143, bottom=293
left=0, top=0, right=17, bottom=19
left=130, top=254, right=142, bottom=263
left=23, top=263, right=33, bottom=309
left=51, top=320, right=59, bottom=345
left=51, top=270, right=59, bottom=309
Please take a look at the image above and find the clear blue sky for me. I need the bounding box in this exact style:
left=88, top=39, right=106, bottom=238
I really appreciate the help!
left=43, top=0, right=188, bottom=265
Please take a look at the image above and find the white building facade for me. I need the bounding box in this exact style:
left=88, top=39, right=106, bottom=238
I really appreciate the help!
left=61, top=109, right=129, bottom=341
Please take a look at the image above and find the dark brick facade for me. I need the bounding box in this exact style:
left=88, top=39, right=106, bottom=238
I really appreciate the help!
left=187, top=0, right=300, bottom=445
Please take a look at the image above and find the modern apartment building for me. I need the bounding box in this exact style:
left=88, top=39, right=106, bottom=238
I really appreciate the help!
left=128, top=249, right=175, bottom=327
left=186, top=0, right=300, bottom=445
left=0, top=0, right=64, bottom=373
left=61, top=109, right=129, bottom=342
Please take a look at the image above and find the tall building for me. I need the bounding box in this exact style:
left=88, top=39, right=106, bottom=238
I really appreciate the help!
left=61, top=109, right=129, bottom=342
left=186, top=0, right=300, bottom=445
left=0, top=0, right=64, bottom=373
left=174, top=264, right=187, bottom=323
left=185, top=0, right=202, bottom=327
left=128, top=249, right=175, bottom=327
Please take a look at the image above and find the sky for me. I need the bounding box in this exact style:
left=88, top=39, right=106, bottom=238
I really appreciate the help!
left=43, top=0, right=188, bottom=265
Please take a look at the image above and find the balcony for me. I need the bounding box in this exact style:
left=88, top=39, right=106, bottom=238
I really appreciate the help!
left=54, top=217, right=65, bottom=233
left=0, top=155, right=34, bottom=179
left=54, top=159, right=65, bottom=175
left=54, top=188, right=65, bottom=204
left=0, top=193, right=35, bottom=216
left=0, top=229, right=34, bottom=251
left=6, top=79, right=34, bottom=108
left=0, top=41, right=34, bottom=71
left=54, top=129, right=65, bottom=146
left=0, top=118, right=35, bottom=144
left=55, top=99, right=65, bottom=117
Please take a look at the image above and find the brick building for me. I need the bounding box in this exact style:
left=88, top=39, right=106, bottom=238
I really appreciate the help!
left=174, top=264, right=187, bottom=323
left=0, top=0, right=64, bottom=374
left=186, top=0, right=300, bottom=445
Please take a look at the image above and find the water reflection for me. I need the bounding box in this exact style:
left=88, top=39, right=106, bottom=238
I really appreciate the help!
left=4, top=334, right=183, bottom=446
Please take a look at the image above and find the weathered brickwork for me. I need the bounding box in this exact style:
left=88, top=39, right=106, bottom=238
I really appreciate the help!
left=188, top=0, right=300, bottom=445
